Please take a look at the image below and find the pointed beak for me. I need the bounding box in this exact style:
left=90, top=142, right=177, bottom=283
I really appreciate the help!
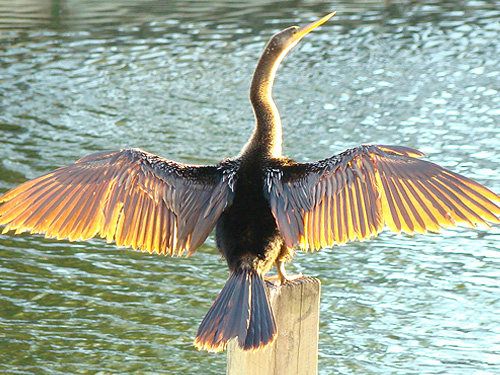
left=295, top=12, right=336, bottom=40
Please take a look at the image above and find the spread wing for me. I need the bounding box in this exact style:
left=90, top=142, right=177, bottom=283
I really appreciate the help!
left=265, top=145, right=500, bottom=251
left=0, top=149, right=237, bottom=256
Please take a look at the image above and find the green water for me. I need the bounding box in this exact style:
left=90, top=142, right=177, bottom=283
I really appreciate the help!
left=1, top=1, right=500, bottom=374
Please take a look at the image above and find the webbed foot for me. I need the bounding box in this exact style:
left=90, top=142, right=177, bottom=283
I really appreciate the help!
left=265, top=260, right=303, bottom=286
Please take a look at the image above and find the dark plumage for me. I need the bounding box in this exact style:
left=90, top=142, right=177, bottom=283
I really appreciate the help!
left=1, top=13, right=499, bottom=352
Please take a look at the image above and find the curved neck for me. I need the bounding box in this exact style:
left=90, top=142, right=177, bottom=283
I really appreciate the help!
left=241, top=44, right=291, bottom=158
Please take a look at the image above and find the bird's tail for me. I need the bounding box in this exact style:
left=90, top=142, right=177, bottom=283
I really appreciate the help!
left=194, top=265, right=277, bottom=352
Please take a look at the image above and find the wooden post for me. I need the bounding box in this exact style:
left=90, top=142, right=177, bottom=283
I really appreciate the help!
left=227, top=277, right=321, bottom=375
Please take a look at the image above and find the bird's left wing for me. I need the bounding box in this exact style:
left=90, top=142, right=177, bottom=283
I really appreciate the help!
left=0, top=149, right=237, bottom=256
left=265, top=145, right=500, bottom=251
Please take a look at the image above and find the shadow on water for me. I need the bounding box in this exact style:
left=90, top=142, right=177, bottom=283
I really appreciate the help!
left=1, top=1, right=499, bottom=374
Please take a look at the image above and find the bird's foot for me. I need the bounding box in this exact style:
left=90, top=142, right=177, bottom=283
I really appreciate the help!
left=265, top=260, right=304, bottom=286
left=283, top=272, right=304, bottom=282
left=264, top=273, right=302, bottom=286
left=264, top=274, right=283, bottom=286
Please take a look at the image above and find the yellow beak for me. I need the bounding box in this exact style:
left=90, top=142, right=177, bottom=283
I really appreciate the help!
left=295, top=12, right=336, bottom=40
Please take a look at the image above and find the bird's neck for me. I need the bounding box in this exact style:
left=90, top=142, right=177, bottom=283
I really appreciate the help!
left=241, top=47, right=287, bottom=158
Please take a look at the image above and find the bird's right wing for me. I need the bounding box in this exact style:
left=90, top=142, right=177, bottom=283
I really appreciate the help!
left=265, top=145, right=500, bottom=251
left=0, top=149, right=238, bottom=256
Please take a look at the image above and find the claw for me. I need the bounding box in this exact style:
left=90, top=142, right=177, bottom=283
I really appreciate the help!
left=265, top=260, right=304, bottom=285
left=275, top=260, right=303, bottom=285
left=264, top=274, right=282, bottom=286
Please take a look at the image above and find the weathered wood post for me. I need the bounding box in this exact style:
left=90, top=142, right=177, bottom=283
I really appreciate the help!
left=227, top=277, right=321, bottom=375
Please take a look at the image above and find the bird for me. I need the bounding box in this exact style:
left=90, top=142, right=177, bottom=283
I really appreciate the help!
left=1, top=12, right=500, bottom=353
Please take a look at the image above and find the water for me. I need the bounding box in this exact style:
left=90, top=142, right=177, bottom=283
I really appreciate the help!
left=1, top=1, right=500, bottom=374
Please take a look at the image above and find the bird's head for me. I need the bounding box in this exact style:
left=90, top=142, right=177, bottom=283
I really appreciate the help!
left=264, top=12, right=336, bottom=60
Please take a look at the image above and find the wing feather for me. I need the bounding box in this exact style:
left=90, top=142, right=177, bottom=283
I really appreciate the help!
left=437, top=174, right=499, bottom=222
left=385, top=172, right=414, bottom=233
left=337, top=185, right=347, bottom=245
left=391, top=178, right=426, bottom=234
left=376, top=165, right=402, bottom=232
left=347, top=179, right=357, bottom=240
left=0, top=149, right=236, bottom=256
left=352, top=178, right=365, bottom=239
left=266, top=145, right=500, bottom=251
left=2, top=181, right=59, bottom=230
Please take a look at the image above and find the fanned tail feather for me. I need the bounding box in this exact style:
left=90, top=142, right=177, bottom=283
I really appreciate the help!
left=194, top=265, right=277, bottom=352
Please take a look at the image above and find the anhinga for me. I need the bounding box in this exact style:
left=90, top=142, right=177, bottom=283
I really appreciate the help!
left=1, top=13, right=499, bottom=353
